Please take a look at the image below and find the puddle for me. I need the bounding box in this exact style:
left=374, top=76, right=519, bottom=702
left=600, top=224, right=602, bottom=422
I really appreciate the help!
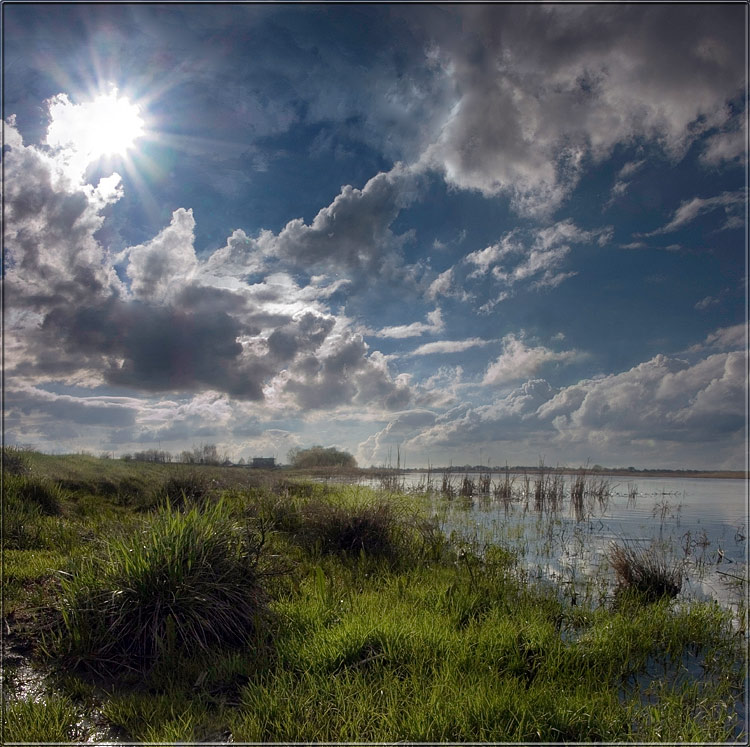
left=3, top=643, right=127, bottom=742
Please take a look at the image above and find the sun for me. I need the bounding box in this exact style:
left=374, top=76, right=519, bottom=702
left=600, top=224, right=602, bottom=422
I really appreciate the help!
left=46, top=88, right=145, bottom=165
left=82, top=91, right=144, bottom=159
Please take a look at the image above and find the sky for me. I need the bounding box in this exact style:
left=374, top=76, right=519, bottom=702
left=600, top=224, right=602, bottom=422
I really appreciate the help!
left=2, top=3, right=747, bottom=469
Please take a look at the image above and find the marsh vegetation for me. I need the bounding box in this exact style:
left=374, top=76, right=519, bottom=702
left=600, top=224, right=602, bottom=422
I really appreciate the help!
left=3, top=448, right=746, bottom=742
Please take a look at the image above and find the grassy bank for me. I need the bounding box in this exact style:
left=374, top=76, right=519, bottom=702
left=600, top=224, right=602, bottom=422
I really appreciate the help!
left=3, top=450, right=746, bottom=742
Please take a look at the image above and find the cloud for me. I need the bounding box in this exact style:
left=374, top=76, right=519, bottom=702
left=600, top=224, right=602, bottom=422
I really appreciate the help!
left=688, top=322, right=746, bottom=352
left=483, top=333, right=584, bottom=386
left=124, top=208, right=199, bottom=304
left=369, top=308, right=444, bottom=339
left=398, top=347, right=745, bottom=467
left=4, top=111, right=422, bottom=416
left=270, top=164, right=422, bottom=273
left=700, top=122, right=746, bottom=166
left=356, top=408, right=438, bottom=466
left=6, top=385, right=139, bottom=428
left=417, top=4, right=745, bottom=215
left=462, top=220, right=612, bottom=310
left=3, top=121, right=122, bottom=314
left=605, top=159, right=646, bottom=206
left=540, top=351, right=746, bottom=445
left=406, top=338, right=494, bottom=356
left=645, top=190, right=746, bottom=235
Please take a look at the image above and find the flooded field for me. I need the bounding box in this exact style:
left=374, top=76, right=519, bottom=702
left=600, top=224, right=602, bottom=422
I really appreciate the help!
left=353, top=471, right=747, bottom=613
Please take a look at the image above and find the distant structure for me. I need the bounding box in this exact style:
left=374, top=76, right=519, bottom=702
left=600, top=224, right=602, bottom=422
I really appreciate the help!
left=251, top=457, right=275, bottom=469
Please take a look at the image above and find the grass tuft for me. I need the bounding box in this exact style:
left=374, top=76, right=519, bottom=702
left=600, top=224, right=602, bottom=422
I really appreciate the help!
left=608, top=540, right=683, bottom=602
left=47, top=499, right=269, bottom=672
left=297, top=499, right=412, bottom=566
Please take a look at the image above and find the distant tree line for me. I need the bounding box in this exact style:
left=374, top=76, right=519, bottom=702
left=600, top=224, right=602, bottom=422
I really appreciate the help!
left=121, top=444, right=228, bottom=466
left=122, top=449, right=173, bottom=463
left=287, top=445, right=357, bottom=469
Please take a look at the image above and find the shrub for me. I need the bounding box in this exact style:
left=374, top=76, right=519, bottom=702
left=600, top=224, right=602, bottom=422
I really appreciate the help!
left=608, top=541, right=683, bottom=602
left=48, top=500, right=269, bottom=672
left=288, top=446, right=357, bottom=469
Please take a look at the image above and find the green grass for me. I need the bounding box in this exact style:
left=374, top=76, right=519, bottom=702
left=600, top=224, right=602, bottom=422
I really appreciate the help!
left=3, top=451, right=746, bottom=743
left=4, top=696, right=79, bottom=742
left=45, top=499, right=270, bottom=672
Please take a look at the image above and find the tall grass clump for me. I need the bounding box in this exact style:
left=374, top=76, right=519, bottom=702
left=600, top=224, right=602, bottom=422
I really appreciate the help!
left=4, top=472, right=64, bottom=516
left=608, top=540, right=683, bottom=602
left=4, top=473, right=67, bottom=550
left=297, top=499, right=416, bottom=567
left=48, top=499, right=269, bottom=672
left=2, top=445, right=32, bottom=476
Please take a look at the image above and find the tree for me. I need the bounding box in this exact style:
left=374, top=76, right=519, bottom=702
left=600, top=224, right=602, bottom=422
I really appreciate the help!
left=180, top=444, right=224, bottom=466
left=287, top=445, right=357, bottom=469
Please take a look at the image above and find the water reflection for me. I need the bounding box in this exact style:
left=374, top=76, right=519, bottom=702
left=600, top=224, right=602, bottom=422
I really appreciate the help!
left=352, top=471, right=747, bottom=616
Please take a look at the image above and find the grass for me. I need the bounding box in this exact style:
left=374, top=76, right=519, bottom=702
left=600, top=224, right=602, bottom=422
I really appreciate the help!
left=45, top=499, right=270, bottom=672
left=2, top=451, right=746, bottom=742
left=609, top=540, right=683, bottom=602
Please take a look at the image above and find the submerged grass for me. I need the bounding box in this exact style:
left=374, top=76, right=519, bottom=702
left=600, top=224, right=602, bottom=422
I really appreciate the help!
left=3, top=452, right=746, bottom=742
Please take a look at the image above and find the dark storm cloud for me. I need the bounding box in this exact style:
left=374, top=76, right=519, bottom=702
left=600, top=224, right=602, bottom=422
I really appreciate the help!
left=33, top=298, right=268, bottom=399
left=267, top=312, right=336, bottom=362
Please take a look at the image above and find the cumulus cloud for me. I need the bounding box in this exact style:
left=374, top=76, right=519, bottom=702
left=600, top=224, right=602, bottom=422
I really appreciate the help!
left=270, top=164, right=422, bottom=273
left=540, top=352, right=746, bottom=445
left=4, top=109, right=420, bottom=416
left=483, top=333, right=584, bottom=386
left=124, top=208, right=199, bottom=304
left=395, top=347, right=745, bottom=467
left=418, top=4, right=745, bottom=215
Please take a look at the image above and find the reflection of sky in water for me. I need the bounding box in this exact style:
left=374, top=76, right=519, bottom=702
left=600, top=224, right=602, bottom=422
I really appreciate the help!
left=399, top=474, right=747, bottom=612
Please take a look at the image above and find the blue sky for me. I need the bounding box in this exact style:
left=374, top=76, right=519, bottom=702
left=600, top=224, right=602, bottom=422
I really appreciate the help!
left=3, top=3, right=747, bottom=469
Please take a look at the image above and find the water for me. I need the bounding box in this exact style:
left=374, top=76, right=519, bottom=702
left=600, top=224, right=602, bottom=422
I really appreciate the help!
left=354, top=471, right=747, bottom=612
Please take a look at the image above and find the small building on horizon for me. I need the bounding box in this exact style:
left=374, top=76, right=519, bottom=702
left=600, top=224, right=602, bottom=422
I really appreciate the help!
left=251, top=456, right=276, bottom=469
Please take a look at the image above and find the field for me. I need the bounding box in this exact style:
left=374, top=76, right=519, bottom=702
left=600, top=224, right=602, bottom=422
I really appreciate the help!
left=3, top=450, right=746, bottom=742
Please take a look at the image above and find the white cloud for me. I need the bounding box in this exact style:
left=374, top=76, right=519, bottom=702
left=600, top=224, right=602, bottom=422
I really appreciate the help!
left=357, top=409, right=438, bottom=466
left=483, top=333, right=583, bottom=386
left=369, top=308, right=445, bottom=339
left=466, top=220, right=610, bottom=294
left=701, top=126, right=746, bottom=166
left=688, top=322, right=746, bottom=352
left=646, top=190, right=745, bottom=235
left=270, top=164, right=421, bottom=273
left=418, top=5, right=744, bottom=215
left=397, top=347, right=745, bottom=468
left=124, top=208, right=199, bottom=304
left=406, top=337, right=494, bottom=357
